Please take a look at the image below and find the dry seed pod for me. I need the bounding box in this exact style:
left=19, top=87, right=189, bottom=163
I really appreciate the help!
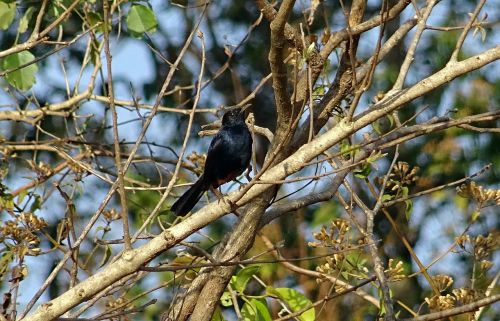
left=432, top=274, right=454, bottom=292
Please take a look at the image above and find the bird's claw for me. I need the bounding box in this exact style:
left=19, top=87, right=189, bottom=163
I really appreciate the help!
left=245, top=166, right=252, bottom=182
left=227, top=199, right=239, bottom=212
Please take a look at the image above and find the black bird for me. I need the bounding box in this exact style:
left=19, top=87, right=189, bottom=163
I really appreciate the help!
left=171, top=108, right=253, bottom=216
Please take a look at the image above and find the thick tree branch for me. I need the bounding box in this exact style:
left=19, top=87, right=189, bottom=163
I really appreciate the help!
left=0, top=0, right=80, bottom=59
left=321, top=0, right=411, bottom=60
left=185, top=197, right=272, bottom=321
left=262, top=109, right=499, bottom=225
left=21, top=45, right=500, bottom=321
left=268, top=0, right=296, bottom=143
left=290, top=8, right=416, bottom=154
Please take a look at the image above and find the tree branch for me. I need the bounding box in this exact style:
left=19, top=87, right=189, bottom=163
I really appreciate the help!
left=20, top=44, right=500, bottom=321
left=399, top=294, right=500, bottom=321
left=268, top=0, right=295, bottom=142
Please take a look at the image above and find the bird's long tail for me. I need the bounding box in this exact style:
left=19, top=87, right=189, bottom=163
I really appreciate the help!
left=171, top=176, right=208, bottom=216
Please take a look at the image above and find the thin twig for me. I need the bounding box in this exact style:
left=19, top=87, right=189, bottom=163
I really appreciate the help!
left=392, top=0, right=437, bottom=91
left=383, top=164, right=492, bottom=208
left=259, top=235, right=380, bottom=308
left=142, top=244, right=369, bottom=272
left=399, top=294, right=500, bottom=321
left=132, top=8, right=209, bottom=241
left=364, top=146, right=400, bottom=321
left=0, top=0, right=80, bottom=59
left=227, top=285, right=242, bottom=319
left=103, top=0, right=131, bottom=250
left=449, top=0, right=487, bottom=62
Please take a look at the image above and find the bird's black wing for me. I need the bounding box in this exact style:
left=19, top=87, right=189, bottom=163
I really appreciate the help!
left=203, top=131, right=227, bottom=182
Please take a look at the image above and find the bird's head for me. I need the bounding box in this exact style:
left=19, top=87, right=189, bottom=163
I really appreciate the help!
left=221, top=107, right=246, bottom=126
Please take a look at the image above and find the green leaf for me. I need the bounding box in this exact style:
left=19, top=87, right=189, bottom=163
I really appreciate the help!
left=29, top=194, right=42, bottom=212
left=0, top=160, right=9, bottom=178
left=304, top=42, right=316, bottom=59
left=2, top=51, right=38, bottom=91
left=220, top=291, right=233, bottom=307
left=17, top=190, right=28, bottom=204
left=471, top=210, right=480, bottom=222
left=372, top=119, right=381, bottom=134
left=0, top=1, right=16, bottom=30
left=126, top=4, right=158, bottom=38
left=253, top=300, right=272, bottom=321
left=211, top=306, right=226, bottom=321
left=367, top=150, right=384, bottom=164
left=312, top=85, right=326, bottom=98
left=381, top=194, right=394, bottom=202
left=404, top=200, right=413, bottom=221
left=89, top=39, right=101, bottom=65
left=0, top=193, right=14, bottom=211
left=87, top=12, right=110, bottom=33
left=241, top=299, right=272, bottom=321
left=230, top=265, right=261, bottom=293
left=0, top=251, right=14, bottom=280
left=87, top=11, right=101, bottom=27
left=340, top=142, right=359, bottom=159
left=354, top=164, right=371, bottom=179
left=340, top=141, right=349, bottom=155
left=378, top=287, right=386, bottom=316
left=267, top=287, right=315, bottom=321
left=18, top=6, right=35, bottom=33
left=401, top=186, right=409, bottom=198
left=98, top=245, right=112, bottom=268
left=387, top=114, right=395, bottom=128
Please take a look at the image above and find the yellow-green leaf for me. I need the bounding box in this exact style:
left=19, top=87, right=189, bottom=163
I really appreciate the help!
left=220, top=291, right=233, bottom=307
left=267, top=287, right=315, bottom=321
left=3, top=51, right=38, bottom=91
left=0, top=1, right=16, bottom=30
left=126, top=4, right=158, bottom=38
left=241, top=299, right=272, bottom=321
left=18, top=6, right=35, bottom=33
left=211, top=306, right=226, bottom=321
left=230, top=265, right=261, bottom=293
